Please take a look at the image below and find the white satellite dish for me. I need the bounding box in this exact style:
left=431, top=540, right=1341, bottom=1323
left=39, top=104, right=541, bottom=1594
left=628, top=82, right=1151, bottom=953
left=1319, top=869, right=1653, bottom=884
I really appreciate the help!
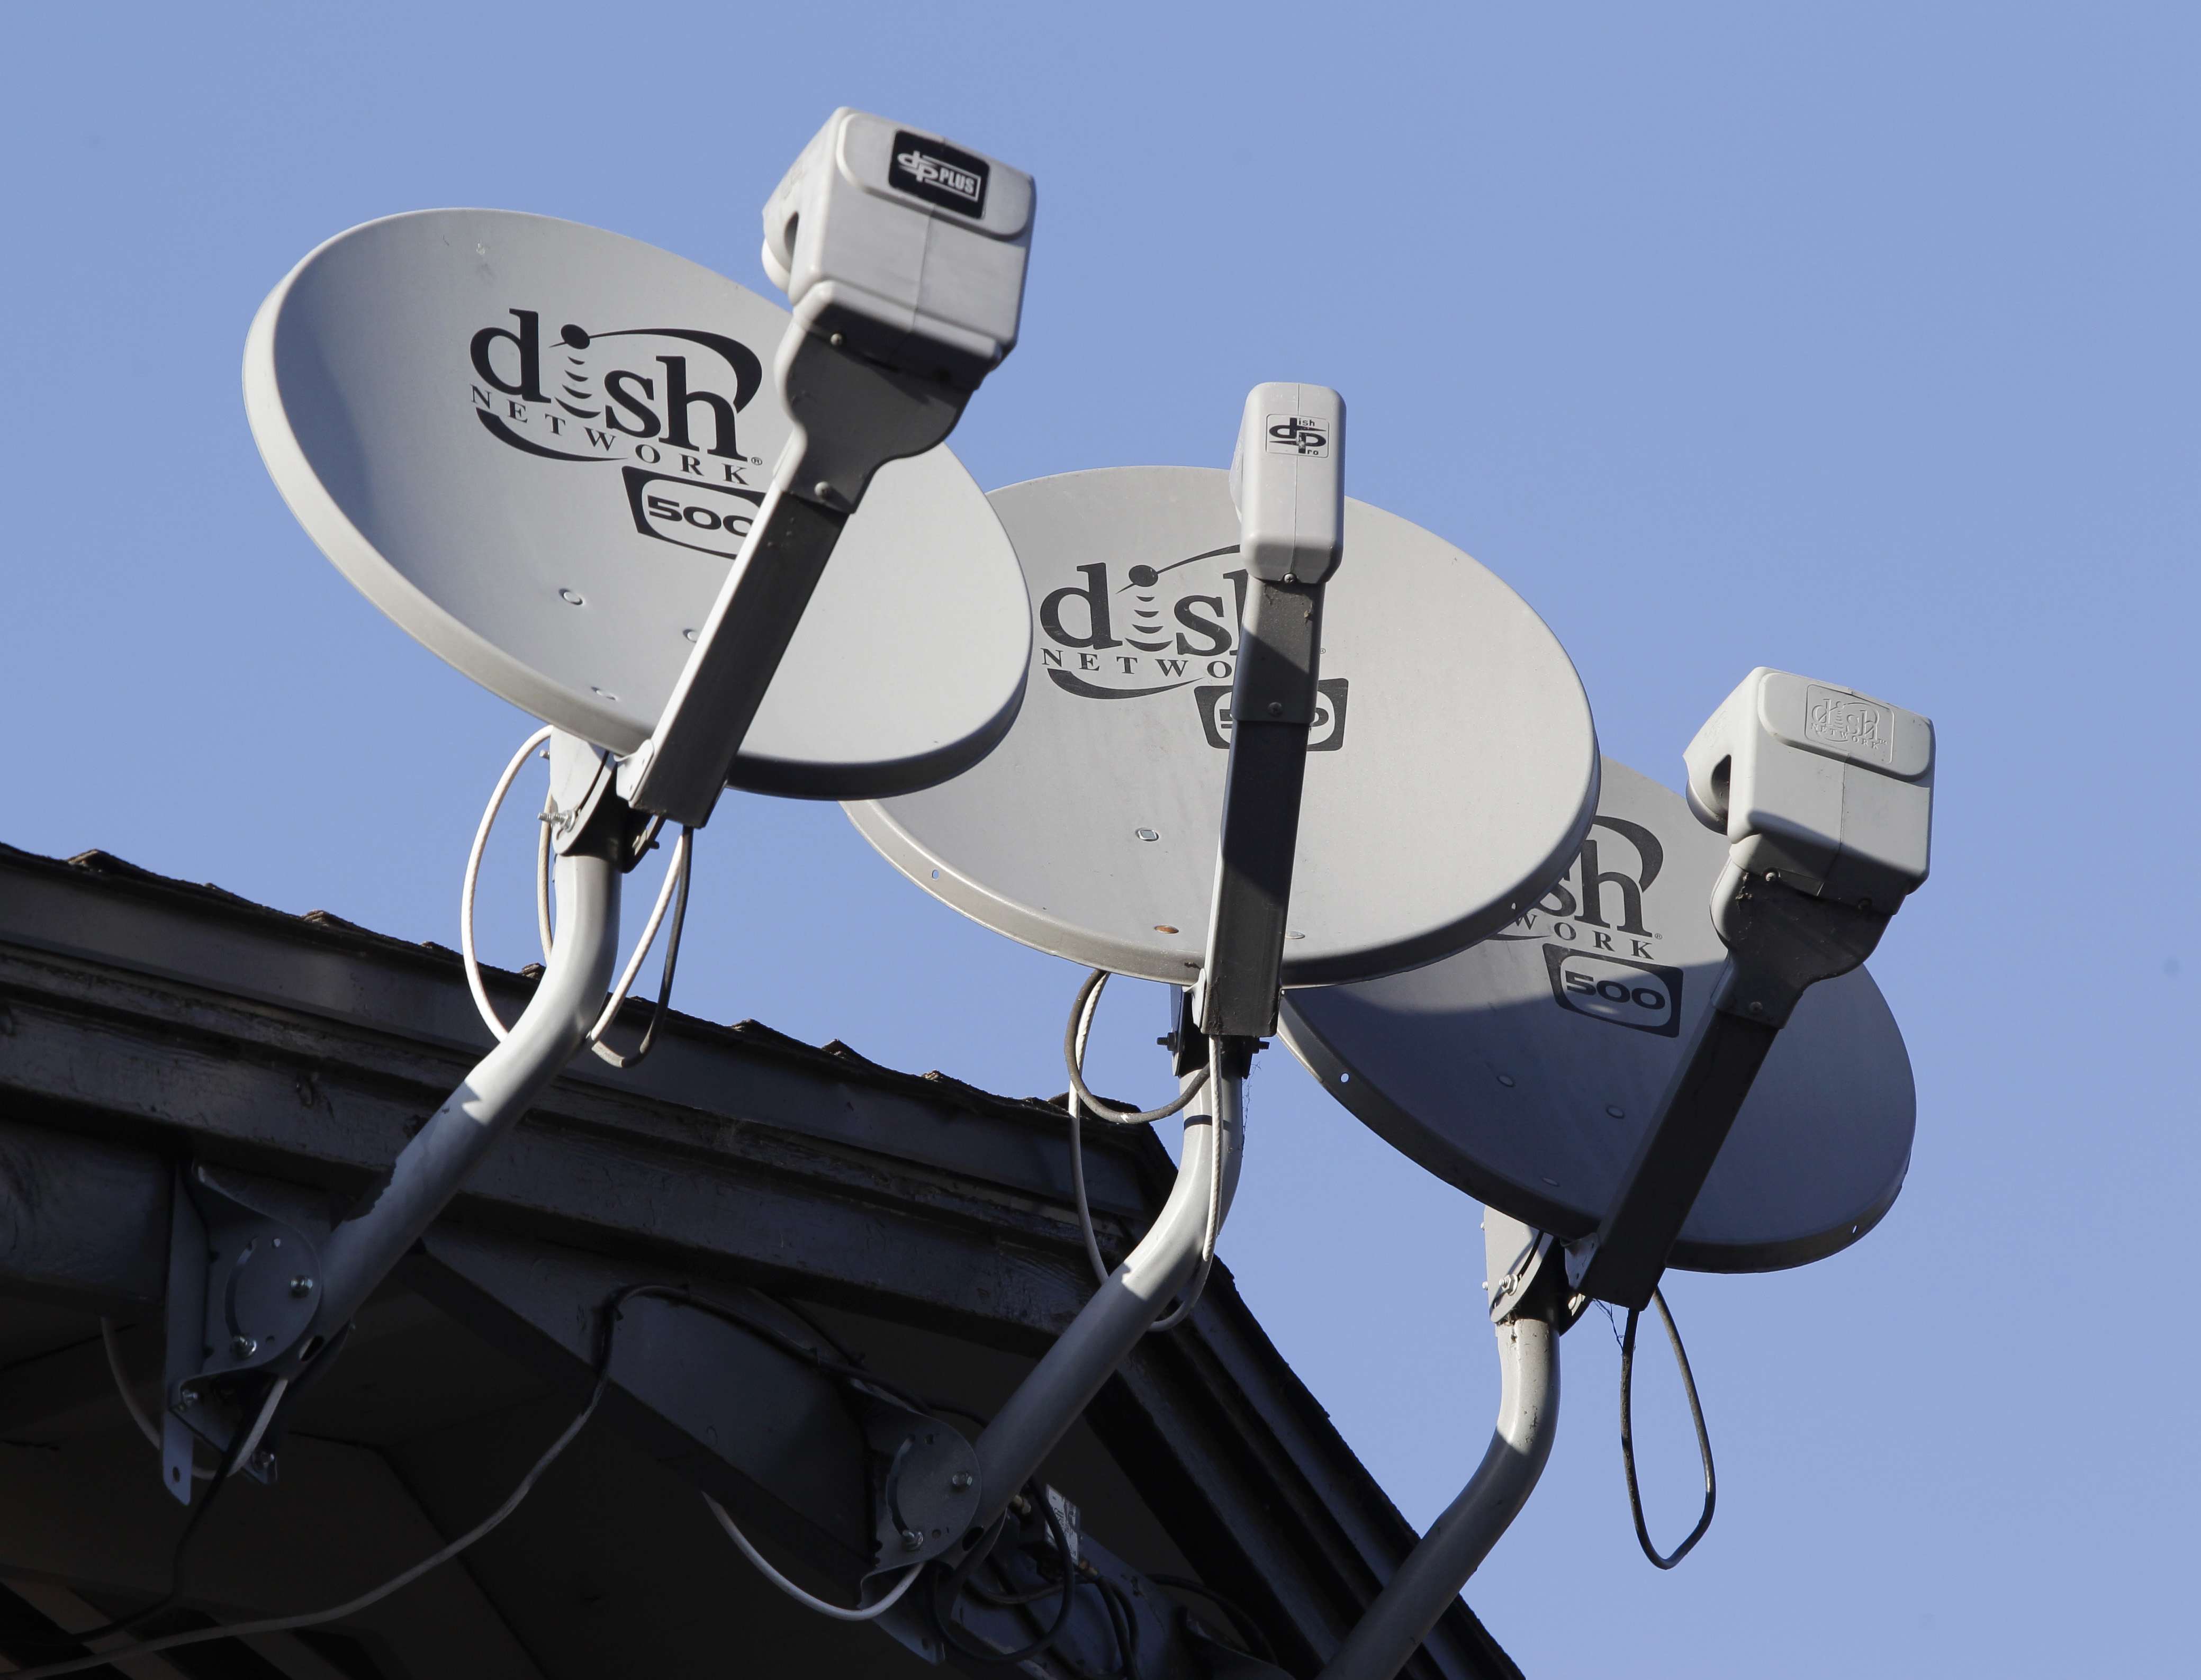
left=1279, top=755, right=1915, bottom=1270
left=1297, top=683, right=1934, bottom=1675
left=176, top=112, right=1044, bottom=1522
left=834, top=450, right=1600, bottom=1564
left=243, top=206, right=1031, bottom=799
left=846, top=466, right=1600, bottom=985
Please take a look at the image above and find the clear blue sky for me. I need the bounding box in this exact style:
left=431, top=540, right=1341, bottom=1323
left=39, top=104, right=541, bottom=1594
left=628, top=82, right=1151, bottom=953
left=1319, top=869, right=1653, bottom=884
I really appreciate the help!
left=4, top=6, right=2195, bottom=1675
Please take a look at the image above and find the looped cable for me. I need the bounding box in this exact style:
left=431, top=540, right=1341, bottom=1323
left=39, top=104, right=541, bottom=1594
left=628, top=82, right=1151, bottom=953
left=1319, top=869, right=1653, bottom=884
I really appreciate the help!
left=1066, top=980, right=1113, bottom=1285
left=1062, top=969, right=1208, bottom=1124
left=534, top=788, right=555, bottom=962
left=930, top=1484, right=1080, bottom=1665
left=703, top=1492, right=921, bottom=1622
left=461, top=726, right=556, bottom=1042
left=1062, top=972, right=1229, bottom=1329
left=1619, top=1286, right=1717, bottom=1569
left=586, top=826, right=692, bottom=1069
left=1148, top=1036, right=1225, bottom=1333
left=458, top=726, right=693, bottom=1071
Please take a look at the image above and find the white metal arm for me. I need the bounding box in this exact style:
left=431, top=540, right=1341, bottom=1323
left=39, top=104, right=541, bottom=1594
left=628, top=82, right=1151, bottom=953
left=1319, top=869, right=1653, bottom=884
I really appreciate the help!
left=308, top=850, right=620, bottom=1342
left=1318, top=1211, right=1562, bottom=1680
left=971, top=1061, right=1243, bottom=1530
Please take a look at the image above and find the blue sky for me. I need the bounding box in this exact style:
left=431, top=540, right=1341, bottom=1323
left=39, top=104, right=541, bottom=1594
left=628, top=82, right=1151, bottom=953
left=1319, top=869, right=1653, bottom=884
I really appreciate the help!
left=3, top=6, right=2196, bottom=1674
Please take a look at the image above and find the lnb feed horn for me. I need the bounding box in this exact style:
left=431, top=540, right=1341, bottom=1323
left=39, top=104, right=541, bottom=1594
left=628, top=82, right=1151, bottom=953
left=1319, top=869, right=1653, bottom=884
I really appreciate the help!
left=625, top=110, right=1036, bottom=827
left=1682, top=666, right=1934, bottom=915
left=1571, top=670, right=1936, bottom=1311
left=760, top=107, right=1033, bottom=390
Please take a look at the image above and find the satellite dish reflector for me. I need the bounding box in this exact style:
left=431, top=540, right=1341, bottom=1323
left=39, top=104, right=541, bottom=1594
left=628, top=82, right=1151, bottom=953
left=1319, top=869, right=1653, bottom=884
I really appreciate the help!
left=1279, top=756, right=1915, bottom=1271
left=243, top=208, right=1030, bottom=799
left=846, top=466, right=1599, bottom=986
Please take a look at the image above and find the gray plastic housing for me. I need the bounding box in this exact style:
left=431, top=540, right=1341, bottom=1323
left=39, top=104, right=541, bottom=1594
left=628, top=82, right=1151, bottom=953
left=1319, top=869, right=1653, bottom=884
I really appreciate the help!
left=1683, top=667, right=1934, bottom=911
left=760, top=109, right=1033, bottom=390
left=1227, top=383, right=1345, bottom=584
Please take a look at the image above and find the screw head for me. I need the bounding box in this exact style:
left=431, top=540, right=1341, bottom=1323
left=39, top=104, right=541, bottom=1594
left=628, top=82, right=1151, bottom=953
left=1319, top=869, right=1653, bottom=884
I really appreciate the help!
left=950, top=1471, right=974, bottom=1491
left=900, top=1528, right=925, bottom=1551
left=1266, top=701, right=1283, bottom=717
left=250, top=1450, right=275, bottom=1474
left=290, top=1276, right=315, bottom=1297
left=175, top=1389, right=197, bottom=1410
left=231, top=1334, right=257, bottom=1358
left=813, top=480, right=833, bottom=500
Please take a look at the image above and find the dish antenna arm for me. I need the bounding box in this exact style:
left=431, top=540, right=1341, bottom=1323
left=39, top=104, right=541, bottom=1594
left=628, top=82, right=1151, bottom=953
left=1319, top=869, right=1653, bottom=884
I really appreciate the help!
left=970, top=1042, right=1247, bottom=1532
left=308, top=844, right=623, bottom=1335
left=1314, top=1209, right=1563, bottom=1680
left=624, top=110, right=1034, bottom=828
left=1570, top=669, right=1935, bottom=1311
left=619, top=339, right=968, bottom=827
left=160, top=743, right=639, bottom=1494
left=1198, top=384, right=1346, bottom=1040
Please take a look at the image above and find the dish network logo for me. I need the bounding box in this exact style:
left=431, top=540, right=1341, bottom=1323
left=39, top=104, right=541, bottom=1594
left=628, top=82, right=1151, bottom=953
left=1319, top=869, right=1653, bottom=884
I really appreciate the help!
left=1038, top=547, right=1248, bottom=699
left=1491, top=815, right=1685, bottom=1036
left=466, top=308, right=771, bottom=562
left=1036, top=545, right=1348, bottom=749
left=1491, top=815, right=1667, bottom=956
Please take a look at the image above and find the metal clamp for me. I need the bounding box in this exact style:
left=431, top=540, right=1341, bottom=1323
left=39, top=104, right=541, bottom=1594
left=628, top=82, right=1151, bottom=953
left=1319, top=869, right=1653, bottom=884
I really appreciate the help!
left=852, top=1381, right=983, bottom=1576
left=161, top=1166, right=324, bottom=1496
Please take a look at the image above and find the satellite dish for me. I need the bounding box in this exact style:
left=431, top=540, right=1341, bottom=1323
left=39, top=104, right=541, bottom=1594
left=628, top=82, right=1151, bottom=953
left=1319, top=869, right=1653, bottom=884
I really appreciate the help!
left=1279, top=755, right=1915, bottom=1271
left=243, top=207, right=1030, bottom=799
left=845, top=466, right=1599, bottom=986
left=182, top=147, right=1044, bottom=1516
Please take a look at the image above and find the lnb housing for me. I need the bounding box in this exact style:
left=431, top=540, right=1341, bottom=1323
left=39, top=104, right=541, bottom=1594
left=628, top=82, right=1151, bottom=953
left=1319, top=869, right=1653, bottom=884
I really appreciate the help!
left=1684, top=667, right=1934, bottom=912
left=761, top=109, right=1034, bottom=390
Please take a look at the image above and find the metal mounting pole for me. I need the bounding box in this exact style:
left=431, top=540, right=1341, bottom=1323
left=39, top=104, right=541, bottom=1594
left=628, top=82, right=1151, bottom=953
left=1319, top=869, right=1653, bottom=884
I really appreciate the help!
left=1316, top=1212, right=1562, bottom=1680
left=971, top=1058, right=1243, bottom=1530
left=305, top=846, right=621, bottom=1345
left=161, top=830, right=625, bottom=1493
